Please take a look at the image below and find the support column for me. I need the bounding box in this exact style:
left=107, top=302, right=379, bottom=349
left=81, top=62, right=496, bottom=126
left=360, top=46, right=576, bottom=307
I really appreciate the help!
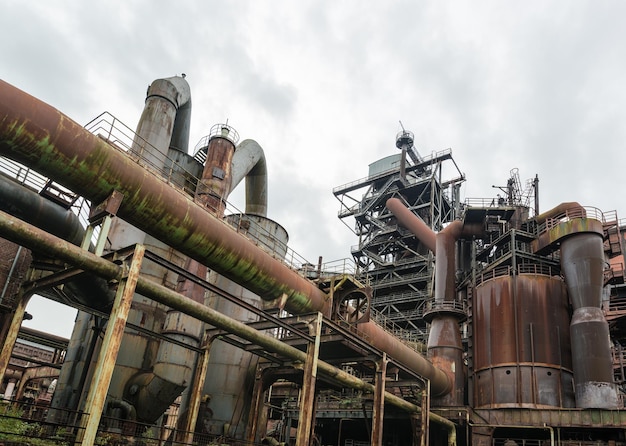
left=420, top=380, right=430, bottom=446
left=0, top=293, right=30, bottom=385
left=77, top=244, right=144, bottom=446
left=295, top=312, right=322, bottom=446
left=182, top=334, right=212, bottom=445
left=246, top=365, right=267, bottom=443
left=371, top=353, right=388, bottom=445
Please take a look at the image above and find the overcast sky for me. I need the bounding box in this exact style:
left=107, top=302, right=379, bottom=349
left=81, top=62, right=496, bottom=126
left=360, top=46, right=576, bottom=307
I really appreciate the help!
left=3, top=1, right=626, bottom=337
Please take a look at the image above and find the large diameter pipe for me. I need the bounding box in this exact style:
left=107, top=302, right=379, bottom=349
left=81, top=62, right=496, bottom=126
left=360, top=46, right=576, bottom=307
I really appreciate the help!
left=387, top=198, right=483, bottom=405
left=135, top=76, right=191, bottom=159
left=0, top=173, right=84, bottom=246
left=561, top=232, right=618, bottom=408
left=386, top=198, right=436, bottom=253
left=0, top=79, right=328, bottom=316
left=0, top=80, right=452, bottom=395
left=230, top=139, right=268, bottom=216
left=0, top=210, right=456, bottom=437
left=534, top=201, right=584, bottom=224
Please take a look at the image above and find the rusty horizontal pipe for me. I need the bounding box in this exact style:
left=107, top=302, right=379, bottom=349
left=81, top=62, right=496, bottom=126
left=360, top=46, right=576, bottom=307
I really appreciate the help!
left=0, top=80, right=456, bottom=396
left=0, top=79, right=329, bottom=316
left=0, top=209, right=456, bottom=435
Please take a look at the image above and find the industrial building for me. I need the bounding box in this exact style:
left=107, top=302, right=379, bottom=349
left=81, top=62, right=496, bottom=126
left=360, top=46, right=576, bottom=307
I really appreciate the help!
left=0, top=75, right=625, bottom=445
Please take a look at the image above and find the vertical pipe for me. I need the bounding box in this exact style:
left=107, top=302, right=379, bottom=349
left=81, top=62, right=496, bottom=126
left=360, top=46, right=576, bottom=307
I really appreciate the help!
left=561, top=233, right=618, bottom=408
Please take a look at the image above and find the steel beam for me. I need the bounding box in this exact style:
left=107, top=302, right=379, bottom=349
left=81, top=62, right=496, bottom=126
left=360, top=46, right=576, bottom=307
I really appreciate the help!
left=295, top=312, right=322, bottom=445
left=0, top=210, right=456, bottom=435
left=77, top=244, right=144, bottom=446
left=371, top=353, right=388, bottom=445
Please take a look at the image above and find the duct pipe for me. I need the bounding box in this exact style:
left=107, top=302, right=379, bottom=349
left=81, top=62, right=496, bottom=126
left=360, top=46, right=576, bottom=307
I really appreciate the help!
left=535, top=201, right=618, bottom=408
left=125, top=258, right=206, bottom=422
left=0, top=172, right=114, bottom=310
left=116, top=76, right=197, bottom=423
left=387, top=198, right=483, bottom=406
left=561, top=232, right=618, bottom=408
left=230, top=139, right=268, bottom=216
left=386, top=198, right=436, bottom=253
left=0, top=81, right=451, bottom=395
left=133, top=76, right=191, bottom=164
left=0, top=79, right=328, bottom=315
left=0, top=210, right=457, bottom=439
left=533, top=201, right=584, bottom=225
left=0, top=173, right=84, bottom=246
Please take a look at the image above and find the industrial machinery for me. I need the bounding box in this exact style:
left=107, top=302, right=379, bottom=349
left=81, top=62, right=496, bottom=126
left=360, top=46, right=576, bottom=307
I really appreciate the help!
left=0, top=76, right=625, bottom=445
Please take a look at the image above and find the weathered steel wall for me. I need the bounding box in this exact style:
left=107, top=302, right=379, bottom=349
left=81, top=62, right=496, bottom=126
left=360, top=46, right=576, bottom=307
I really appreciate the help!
left=473, top=274, right=574, bottom=408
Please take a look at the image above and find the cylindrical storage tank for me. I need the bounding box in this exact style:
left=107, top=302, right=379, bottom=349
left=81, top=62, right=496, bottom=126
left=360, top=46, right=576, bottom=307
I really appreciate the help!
left=199, top=214, right=288, bottom=439
left=472, top=272, right=575, bottom=408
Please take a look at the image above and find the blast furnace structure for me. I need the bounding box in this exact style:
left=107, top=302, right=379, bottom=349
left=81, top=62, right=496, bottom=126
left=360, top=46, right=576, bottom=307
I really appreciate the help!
left=0, top=76, right=626, bottom=445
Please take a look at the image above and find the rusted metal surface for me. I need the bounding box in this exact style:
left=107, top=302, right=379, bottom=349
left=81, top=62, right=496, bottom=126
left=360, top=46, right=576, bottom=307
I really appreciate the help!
left=181, top=335, right=212, bottom=445
left=428, top=316, right=465, bottom=406
left=0, top=294, right=30, bottom=387
left=532, top=216, right=604, bottom=253
left=371, top=354, right=388, bottom=446
left=196, top=135, right=236, bottom=215
left=386, top=198, right=437, bottom=252
left=0, top=210, right=456, bottom=430
left=202, top=215, right=287, bottom=437
left=294, top=313, right=322, bottom=446
left=473, top=274, right=574, bottom=408
left=561, top=233, right=605, bottom=309
left=533, top=201, right=584, bottom=224
left=472, top=406, right=626, bottom=427
left=132, top=76, right=191, bottom=170
left=387, top=197, right=484, bottom=404
left=561, top=232, right=619, bottom=408
left=78, top=244, right=144, bottom=446
left=0, top=79, right=330, bottom=316
left=0, top=81, right=456, bottom=398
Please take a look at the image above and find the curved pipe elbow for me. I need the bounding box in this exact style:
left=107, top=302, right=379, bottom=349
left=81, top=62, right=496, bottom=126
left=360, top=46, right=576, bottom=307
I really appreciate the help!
left=534, top=201, right=584, bottom=224
left=146, top=76, right=192, bottom=153
left=231, top=139, right=268, bottom=216
left=107, top=399, right=137, bottom=421
left=147, top=76, right=191, bottom=109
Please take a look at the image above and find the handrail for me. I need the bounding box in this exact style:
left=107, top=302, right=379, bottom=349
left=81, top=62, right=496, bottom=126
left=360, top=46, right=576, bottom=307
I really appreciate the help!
left=333, top=148, right=452, bottom=195
left=475, top=263, right=560, bottom=286
left=0, top=156, right=96, bottom=242
left=536, top=206, right=604, bottom=236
